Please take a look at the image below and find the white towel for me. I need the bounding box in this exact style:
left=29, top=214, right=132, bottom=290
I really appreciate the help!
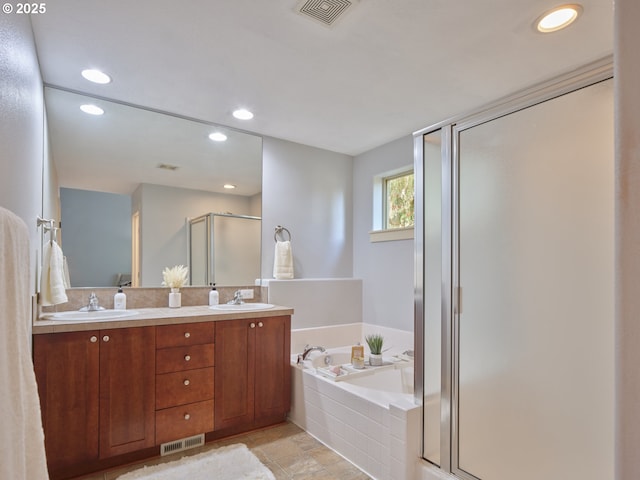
left=40, top=239, right=68, bottom=306
left=0, top=207, right=50, bottom=479
left=62, top=255, right=71, bottom=289
left=273, top=240, right=294, bottom=279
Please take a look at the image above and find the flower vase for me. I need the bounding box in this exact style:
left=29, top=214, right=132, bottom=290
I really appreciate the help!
left=169, top=288, right=181, bottom=308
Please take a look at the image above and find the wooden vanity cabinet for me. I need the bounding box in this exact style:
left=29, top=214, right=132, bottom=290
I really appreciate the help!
left=34, top=331, right=99, bottom=475
left=33, top=327, right=156, bottom=477
left=155, top=322, right=215, bottom=445
left=214, top=315, right=290, bottom=433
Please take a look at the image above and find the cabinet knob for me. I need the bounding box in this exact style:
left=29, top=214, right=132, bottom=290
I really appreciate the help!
left=90, top=336, right=98, bottom=343
left=258, top=322, right=264, bottom=328
left=102, top=335, right=110, bottom=342
left=184, top=413, right=191, bottom=420
left=184, top=332, right=191, bottom=338
left=183, top=379, right=190, bottom=386
left=250, top=323, right=256, bottom=329
left=184, top=355, right=191, bottom=362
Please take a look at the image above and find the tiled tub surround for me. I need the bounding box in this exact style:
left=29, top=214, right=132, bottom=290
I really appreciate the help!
left=289, top=324, right=420, bottom=480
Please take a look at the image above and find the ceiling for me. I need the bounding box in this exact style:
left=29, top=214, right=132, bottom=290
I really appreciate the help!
left=31, top=0, right=613, bottom=158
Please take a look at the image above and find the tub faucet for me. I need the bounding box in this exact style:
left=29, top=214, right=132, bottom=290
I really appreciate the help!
left=297, top=344, right=326, bottom=364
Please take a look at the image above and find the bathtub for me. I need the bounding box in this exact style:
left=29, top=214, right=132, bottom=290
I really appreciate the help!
left=289, top=347, right=421, bottom=480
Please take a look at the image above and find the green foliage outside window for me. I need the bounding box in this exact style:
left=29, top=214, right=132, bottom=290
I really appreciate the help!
left=385, top=172, right=414, bottom=229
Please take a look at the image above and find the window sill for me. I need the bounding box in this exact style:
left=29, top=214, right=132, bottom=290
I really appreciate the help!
left=369, top=227, right=414, bottom=243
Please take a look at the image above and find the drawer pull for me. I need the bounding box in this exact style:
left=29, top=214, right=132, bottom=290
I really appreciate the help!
left=258, top=321, right=264, bottom=327
left=184, top=355, right=191, bottom=361
left=90, top=336, right=98, bottom=343
left=183, top=379, right=190, bottom=386
left=184, top=413, right=191, bottom=420
left=184, top=332, right=191, bottom=338
left=250, top=323, right=256, bottom=329
left=102, top=335, right=110, bottom=342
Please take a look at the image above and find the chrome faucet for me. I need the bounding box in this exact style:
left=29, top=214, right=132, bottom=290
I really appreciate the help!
left=86, top=292, right=102, bottom=311
left=297, top=344, right=326, bottom=364
left=227, top=290, right=245, bottom=305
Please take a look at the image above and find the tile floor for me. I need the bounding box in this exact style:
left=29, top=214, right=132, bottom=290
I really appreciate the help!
left=73, top=422, right=372, bottom=480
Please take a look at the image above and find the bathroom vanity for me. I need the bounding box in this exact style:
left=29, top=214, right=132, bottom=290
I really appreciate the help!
left=32, top=306, right=292, bottom=480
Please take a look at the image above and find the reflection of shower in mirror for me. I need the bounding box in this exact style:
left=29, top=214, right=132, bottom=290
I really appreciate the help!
left=188, top=213, right=261, bottom=287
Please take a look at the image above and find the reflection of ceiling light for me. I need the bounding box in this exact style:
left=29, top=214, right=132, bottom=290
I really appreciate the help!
left=80, top=104, right=104, bottom=115
left=208, top=132, right=227, bottom=142
left=81, top=69, right=111, bottom=84
left=536, top=4, right=582, bottom=33
left=233, top=108, right=254, bottom=120
left=223, top=184, right=236, bottom=189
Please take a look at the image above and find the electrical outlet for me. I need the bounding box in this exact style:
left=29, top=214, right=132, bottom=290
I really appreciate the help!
left=240, top=289, right=254, bottom=299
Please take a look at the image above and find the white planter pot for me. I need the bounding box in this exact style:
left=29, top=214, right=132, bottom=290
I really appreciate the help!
left=369, top=353, right=383, bottom=366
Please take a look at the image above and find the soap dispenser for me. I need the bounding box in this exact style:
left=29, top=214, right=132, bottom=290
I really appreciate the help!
left=114, top=288, right=127, bottom=310
left=208, top=283, right=219, bottom=306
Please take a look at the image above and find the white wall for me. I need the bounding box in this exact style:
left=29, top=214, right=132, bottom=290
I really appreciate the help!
left=353, top=135, right=415, bottom=332
left=262, top=136, right=354, bottom=279
left=615, top=1, right=640, bottom=478
left=0, top=15, right=45, bottom=306
left=135, top=183, right=255, bottom=286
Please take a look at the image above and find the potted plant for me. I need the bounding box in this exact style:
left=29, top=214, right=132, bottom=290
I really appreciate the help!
left=365, top=333, right=384, bottom=366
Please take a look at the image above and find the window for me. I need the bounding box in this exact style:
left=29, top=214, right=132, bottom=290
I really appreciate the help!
left=384, top=171, right=414, bottom=229
left=370, top=167, right=414, bottom=242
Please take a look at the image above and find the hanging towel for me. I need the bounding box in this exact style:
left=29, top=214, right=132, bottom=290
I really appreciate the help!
left=273, top=240, right=294, bottom=279
left=62, top=255, right=71, bottom=289
left=0, top=207, right=50, bottom=479
left=40, top=239, right=68, bottom=306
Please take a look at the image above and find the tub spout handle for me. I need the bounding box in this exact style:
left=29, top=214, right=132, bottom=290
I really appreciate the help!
left=300, top=345, right=326, bottom=361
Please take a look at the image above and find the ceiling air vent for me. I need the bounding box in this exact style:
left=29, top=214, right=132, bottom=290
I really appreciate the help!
left=295, top=0, right=356, bottom=27
left=157, top=163, right=179, bottom=171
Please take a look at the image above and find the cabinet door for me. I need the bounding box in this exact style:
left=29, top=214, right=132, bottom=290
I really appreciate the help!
left=33, top=332, right=100, bottom=474
left=99, top=326, right=156, bottom=458
left=254, top=315, right=291, bottom=425
left=214, top=319, right=255, bottom=431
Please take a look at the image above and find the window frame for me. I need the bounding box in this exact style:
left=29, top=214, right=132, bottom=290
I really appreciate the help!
left=370, top=166, right=415, bottom=243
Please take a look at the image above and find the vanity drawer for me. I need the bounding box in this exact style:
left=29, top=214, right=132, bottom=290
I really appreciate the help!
left=156, top=322, right=215, bottom=349
left=156, top=367, right=214, bottom=409
left=156, top=344, right=215, bottom=374
left=155, top=399, right=214, bottom=445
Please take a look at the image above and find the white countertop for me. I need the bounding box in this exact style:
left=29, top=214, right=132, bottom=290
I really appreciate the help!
left=33, top=304, right=294, bottom=334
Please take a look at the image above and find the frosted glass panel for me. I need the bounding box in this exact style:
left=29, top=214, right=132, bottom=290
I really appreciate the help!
left=457, top=80, right=613, bottom=480
left=423, top=130, right=442, bottom=465
left=212, top=215, right=261, bottom=285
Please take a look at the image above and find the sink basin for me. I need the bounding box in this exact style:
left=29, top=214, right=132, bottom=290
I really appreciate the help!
left=43, top=310, right=140, bottom=321
left=209, top=303, right=275, bottom=311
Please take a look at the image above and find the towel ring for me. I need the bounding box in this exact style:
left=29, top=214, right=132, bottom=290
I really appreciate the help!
left=274, top=225, right=291, bottom=242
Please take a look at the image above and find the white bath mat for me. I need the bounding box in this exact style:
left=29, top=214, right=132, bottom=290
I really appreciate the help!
left=116, top=443, right=275, bottom=480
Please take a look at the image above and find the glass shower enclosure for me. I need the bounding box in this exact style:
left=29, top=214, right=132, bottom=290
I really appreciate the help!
left=188, top=213, right=261, bottom=286
left=415, top=61, right=614, bottom=480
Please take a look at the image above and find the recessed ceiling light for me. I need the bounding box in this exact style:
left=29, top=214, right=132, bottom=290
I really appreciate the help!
left=81, top=69, right=112, bottom=84
left=208, top=132, right=227, bottom=142
left=80, top=104, right=104, bottom=115
left=233, top=108, right=254, bottom=120
left=536, top=4, right=582, bottom=33
left=223, top=184, right=236, bottom=189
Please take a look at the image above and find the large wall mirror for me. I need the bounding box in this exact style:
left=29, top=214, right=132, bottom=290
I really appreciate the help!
left=44, top=87, right=263, bottom=288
